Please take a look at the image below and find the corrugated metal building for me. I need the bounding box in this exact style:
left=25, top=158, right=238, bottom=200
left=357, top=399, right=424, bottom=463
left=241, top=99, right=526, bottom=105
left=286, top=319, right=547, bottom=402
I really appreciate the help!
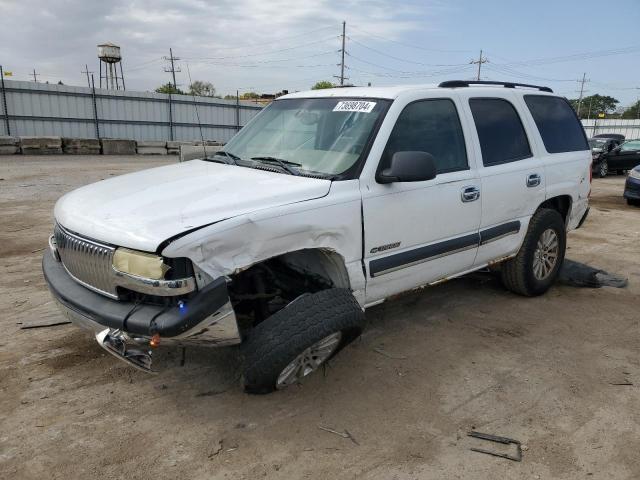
left=0, top=80, right=262, bottom=142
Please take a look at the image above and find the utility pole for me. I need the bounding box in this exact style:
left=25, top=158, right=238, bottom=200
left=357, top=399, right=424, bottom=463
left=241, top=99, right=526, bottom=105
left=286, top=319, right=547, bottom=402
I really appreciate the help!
left=163, top=48, right=181, bottom=91
left=333, top=21, right=348, bottom=87
left=576, top=73, right=589, bottom=118
left=470, top=50, right=488, bottom=81
left=81, top=64, right=93, bottom=88
left=31, top=69, right=39, bottom=82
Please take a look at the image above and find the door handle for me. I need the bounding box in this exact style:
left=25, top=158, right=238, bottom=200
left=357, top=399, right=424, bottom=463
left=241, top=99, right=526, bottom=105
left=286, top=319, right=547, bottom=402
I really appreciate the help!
left=461, top=186, right=480, bottom=203
left=527, top=173, right=542, bottom=188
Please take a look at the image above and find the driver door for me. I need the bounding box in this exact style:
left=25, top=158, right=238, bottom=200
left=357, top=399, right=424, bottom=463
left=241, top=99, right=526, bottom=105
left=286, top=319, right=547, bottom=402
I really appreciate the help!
left=361, top=96, right=481, bottom=303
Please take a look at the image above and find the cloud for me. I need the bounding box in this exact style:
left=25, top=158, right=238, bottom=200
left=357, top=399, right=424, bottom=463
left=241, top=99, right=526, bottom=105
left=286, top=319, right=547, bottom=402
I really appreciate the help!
left=0, top=0, right=432, bottom=93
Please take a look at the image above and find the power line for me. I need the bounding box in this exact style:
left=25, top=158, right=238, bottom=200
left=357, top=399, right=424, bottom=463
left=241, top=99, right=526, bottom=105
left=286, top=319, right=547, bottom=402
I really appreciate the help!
left=334, top=21, right=348, bottom=86
left=188, top=50, right=338, bottom=67
left=81, top=64, right=93, bottom=88
left=163, top=48, right=181, bottom=89
left=470, top=50, right=488, bottom=81
left=347, top=35, right=469, bottom=67
left=576, top=73, right=590, bottom=117
left=349, top=24, right=476, bottom=53
left=181, top=25, right=339, bottom=53
left=496, top=45, right=640, bottom=68
left=182, top=36, right=339, bottom=61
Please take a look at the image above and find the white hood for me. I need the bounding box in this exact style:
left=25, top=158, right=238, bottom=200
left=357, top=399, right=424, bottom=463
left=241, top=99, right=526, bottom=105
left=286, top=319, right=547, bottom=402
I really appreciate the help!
left=54, top=160, right=331, bottom=252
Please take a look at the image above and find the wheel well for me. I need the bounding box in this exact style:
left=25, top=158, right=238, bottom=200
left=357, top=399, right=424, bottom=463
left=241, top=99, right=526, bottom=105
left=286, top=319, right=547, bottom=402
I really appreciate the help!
left=538, top=195, right=572, bottom=224
left=227, top=249, right=350, bottom=328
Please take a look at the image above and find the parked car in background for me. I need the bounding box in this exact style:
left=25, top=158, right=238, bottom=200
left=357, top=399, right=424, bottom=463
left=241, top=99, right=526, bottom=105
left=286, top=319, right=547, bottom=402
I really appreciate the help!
left=601, top=139, right=640, bottom=175
left=593, top=133, right=625, bottom=142
left=623, top=165, right=640, bottom=206
left=590, top=137, right=623, bottom=177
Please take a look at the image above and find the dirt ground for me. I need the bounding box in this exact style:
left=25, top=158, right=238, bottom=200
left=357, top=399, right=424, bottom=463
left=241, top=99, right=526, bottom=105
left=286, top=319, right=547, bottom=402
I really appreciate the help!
left=1, top=155, right=639, bottom=480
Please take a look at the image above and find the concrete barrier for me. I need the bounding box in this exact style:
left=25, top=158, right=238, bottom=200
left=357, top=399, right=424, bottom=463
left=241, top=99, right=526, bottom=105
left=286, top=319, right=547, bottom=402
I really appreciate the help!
left=20, top=136, right=63, bottom=155
left=179, top=145, right=223, bottom=162
left=136, top=141, right=167, bottom=155
left=62, top=138, right=101, bottom=155
left=167, top=141, right=196, bottom=155
left=101, top=139, right=137, bottom=155
left=0, top=136, right=20, bottom=155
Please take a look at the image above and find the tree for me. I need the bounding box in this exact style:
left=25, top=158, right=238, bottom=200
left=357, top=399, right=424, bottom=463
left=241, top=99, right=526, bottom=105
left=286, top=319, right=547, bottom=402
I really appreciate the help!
left=312, top=80, right=335, bottom=90
left=568, top=94, right=619, bottom=119
left=188, top=80, right=217, bottom=97
left=223, top=94, right=237, bottom=100
left=621, top=100, right=640, bottom=119
left=240, top=92, right=260, bottom=100
left=155, top=83, right=184, bottom=95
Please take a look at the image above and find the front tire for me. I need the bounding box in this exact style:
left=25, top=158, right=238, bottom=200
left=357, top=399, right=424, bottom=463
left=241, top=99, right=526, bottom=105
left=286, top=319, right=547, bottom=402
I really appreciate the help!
left=598, top=160, right=608, bottom=178
left=501, top=208, right=566, bottom=296
left=241, top=288, right=365, bottom=394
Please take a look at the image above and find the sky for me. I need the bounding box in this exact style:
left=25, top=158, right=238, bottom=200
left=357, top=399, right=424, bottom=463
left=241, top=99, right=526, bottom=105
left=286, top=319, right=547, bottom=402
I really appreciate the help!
left=1, top=0, right=640, bottom=106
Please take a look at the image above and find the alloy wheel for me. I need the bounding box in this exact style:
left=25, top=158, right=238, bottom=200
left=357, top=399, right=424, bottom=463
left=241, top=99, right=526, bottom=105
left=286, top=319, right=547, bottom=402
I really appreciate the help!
left=533, top=228, right=559, bottom=280
left=276, top=332, right=342, bottom=388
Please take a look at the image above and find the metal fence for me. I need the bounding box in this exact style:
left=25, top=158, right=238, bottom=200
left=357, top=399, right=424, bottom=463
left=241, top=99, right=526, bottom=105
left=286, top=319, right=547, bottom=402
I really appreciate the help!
left=582, top=119, right=640, bottom=140
left=0, top=79, right=263, bottom=143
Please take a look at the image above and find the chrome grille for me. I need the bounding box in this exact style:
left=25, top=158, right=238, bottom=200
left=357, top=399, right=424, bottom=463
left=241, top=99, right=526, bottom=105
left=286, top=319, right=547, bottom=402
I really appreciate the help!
left=54, top=224, right=119, bottom=298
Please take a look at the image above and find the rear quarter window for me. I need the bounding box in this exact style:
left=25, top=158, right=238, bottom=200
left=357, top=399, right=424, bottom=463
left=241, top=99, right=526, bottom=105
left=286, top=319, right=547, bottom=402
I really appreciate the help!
left=524, top=95, right=588, bottom=153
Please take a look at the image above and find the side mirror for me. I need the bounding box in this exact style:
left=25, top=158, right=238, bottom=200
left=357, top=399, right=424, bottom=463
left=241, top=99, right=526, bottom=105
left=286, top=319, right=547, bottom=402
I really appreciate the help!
left=378, top=151, right=437, bottom=184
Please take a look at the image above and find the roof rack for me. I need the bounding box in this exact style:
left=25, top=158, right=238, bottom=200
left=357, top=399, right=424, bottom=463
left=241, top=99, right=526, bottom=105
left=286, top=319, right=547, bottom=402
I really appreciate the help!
left=438, top=80, right=553, bottom=93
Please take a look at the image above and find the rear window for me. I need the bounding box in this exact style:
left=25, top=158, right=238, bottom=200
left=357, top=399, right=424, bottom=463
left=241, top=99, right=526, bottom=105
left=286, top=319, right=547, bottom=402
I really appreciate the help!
left=524, top=95, right=588, bottom=153
left=469, top=98, right=532, bottom=166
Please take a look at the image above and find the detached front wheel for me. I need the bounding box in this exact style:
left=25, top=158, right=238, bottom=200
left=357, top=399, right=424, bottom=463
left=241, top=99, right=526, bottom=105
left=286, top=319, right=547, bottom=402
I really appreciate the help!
left=241, top=288, right=364, bottom=394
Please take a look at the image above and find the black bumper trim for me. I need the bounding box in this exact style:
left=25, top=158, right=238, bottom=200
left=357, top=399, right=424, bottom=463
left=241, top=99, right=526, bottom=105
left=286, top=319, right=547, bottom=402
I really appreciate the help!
left=369, top=232, right=480, bottom=277
left=43, top=252, right=229, bottom=337
left=479, top=221, right=521, bottom=245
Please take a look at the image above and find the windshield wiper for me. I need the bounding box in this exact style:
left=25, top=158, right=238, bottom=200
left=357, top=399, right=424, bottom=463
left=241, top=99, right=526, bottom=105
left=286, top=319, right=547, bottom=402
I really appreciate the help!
left=211, top=150, right=241, bottom=165
left=251, top=156, right=301, bottom=176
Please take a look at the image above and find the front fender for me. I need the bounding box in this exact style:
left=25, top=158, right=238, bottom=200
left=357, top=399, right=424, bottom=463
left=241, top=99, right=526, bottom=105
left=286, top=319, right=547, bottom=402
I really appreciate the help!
left=161, top=180, right=366, bottom=305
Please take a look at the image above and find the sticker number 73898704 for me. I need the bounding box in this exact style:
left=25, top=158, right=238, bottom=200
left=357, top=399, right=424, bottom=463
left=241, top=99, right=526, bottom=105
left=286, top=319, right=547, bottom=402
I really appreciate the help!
left=332, top=101, right=377, bottom=113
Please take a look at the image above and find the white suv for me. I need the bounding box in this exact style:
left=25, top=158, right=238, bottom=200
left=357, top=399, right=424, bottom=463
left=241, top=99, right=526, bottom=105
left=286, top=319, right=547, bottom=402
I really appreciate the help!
left=44, top=80, right=591, bottom=393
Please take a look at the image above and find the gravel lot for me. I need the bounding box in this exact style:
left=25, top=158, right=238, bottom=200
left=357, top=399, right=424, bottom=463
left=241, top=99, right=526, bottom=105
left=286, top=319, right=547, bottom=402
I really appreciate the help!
left=1, top=155, right=639, bottom=479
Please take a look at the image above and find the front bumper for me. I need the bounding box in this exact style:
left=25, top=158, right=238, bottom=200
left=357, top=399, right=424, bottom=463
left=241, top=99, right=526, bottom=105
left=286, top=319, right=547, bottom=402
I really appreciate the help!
left=623, top=176, right=640, bottom=200
left=43, top=250, right=241, bottom=347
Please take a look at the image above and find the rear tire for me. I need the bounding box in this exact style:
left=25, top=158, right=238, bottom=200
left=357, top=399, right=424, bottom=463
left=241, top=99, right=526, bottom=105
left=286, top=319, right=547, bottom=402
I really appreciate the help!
left=627, top=198, right=640, bottom=207
left=501, top=208, right=566, bottom=297
left=241, top=288, right=364, bottom=394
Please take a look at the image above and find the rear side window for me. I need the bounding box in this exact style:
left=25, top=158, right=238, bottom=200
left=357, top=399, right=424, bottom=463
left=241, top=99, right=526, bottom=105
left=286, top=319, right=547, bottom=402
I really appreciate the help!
left=469, top=98, right=532, bottom=166
left=381, top=99, right=468, bottom=175
left=524, top=95, right=588, bottom=153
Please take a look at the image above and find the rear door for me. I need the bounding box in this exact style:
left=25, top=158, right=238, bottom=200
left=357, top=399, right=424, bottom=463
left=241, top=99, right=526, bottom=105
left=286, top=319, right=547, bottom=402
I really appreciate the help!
left=459, top=92, right=546, bottom=266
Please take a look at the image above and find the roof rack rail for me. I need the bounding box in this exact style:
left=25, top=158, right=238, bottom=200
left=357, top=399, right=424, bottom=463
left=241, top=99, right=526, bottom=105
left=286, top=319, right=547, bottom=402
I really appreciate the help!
left=438, top=80, right=553, bottom=93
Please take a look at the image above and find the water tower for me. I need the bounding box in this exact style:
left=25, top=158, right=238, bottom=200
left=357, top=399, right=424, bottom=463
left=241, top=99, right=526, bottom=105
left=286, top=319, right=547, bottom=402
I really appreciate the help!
left=98, top=43, right=125, bottom=90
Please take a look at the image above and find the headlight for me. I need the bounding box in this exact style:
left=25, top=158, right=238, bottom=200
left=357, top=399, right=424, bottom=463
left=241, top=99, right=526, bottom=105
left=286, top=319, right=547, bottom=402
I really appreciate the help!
left=113, top=248, right=170, bottom=280
left=629, top=169, right=640, bottom=180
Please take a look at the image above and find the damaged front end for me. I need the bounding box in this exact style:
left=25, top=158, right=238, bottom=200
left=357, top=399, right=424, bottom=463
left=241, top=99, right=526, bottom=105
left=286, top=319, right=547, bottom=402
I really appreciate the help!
left=43, top=227, right=241, bottom=372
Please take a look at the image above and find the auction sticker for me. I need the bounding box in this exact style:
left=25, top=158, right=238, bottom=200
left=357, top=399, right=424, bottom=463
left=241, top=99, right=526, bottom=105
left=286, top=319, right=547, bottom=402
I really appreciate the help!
left=333, top=100, right=377, bottom=113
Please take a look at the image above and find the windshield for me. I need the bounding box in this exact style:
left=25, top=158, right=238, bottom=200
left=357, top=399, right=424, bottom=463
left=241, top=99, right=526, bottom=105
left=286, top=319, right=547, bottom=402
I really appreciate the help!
left=588, top=139, right=607, bottom=148
left=222, top=97, right=390, bottom=177
left=621, top=140, right=640, bottom=151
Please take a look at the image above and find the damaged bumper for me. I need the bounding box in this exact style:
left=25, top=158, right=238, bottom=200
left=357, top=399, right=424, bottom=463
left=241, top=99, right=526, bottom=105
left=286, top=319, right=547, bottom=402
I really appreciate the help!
left=42, top=251, right=242, bottom=348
